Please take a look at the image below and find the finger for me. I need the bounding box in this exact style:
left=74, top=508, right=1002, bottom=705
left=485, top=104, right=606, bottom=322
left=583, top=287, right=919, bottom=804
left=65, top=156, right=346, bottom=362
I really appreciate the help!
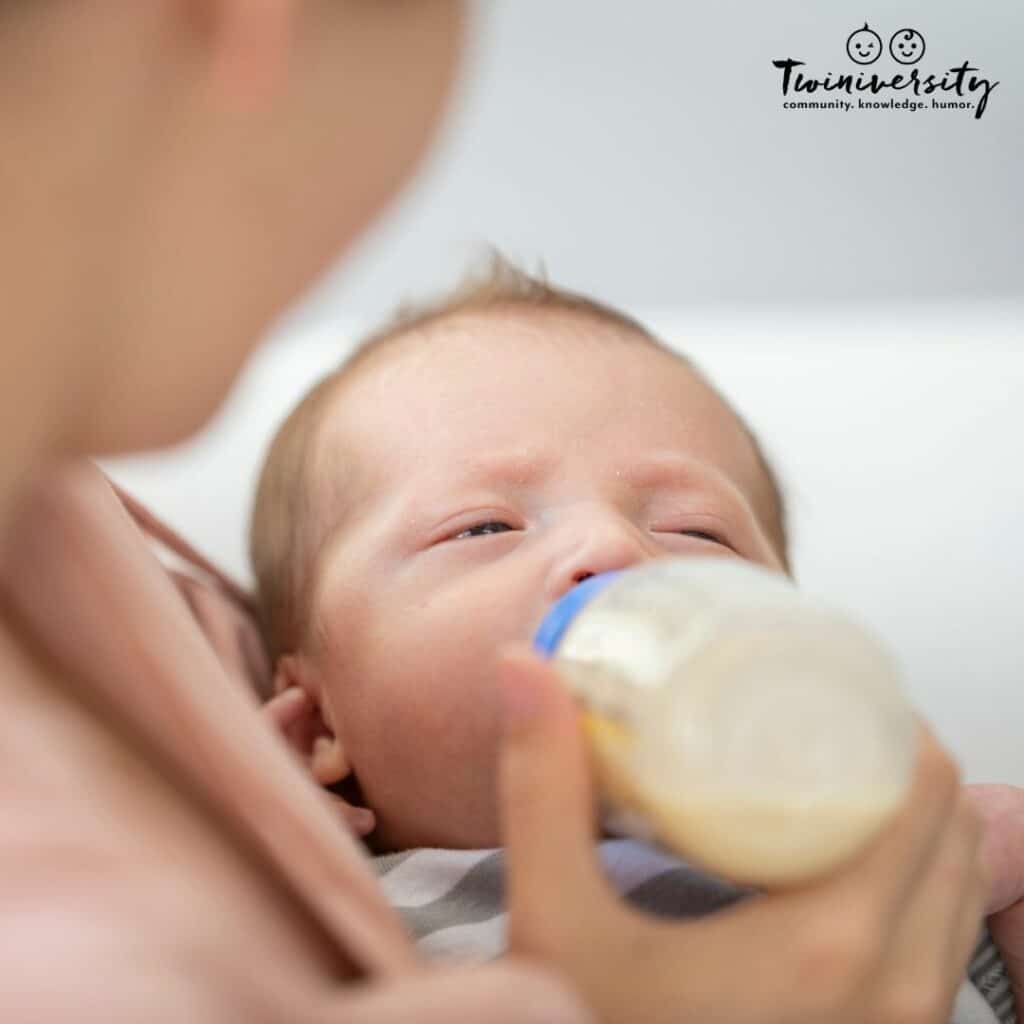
left=263, top=686, right=311, bottom=732
left=879, top=786, right=986, bottom=1019
left=320, top=962, right=593, bottom=1024
left=497, top=649, right=611, bottom=942
left=330, top=795, right=377, bottom=839
left=795, top=723, right=960, bottom=923
left=943, top=871, right=992, bottom=1022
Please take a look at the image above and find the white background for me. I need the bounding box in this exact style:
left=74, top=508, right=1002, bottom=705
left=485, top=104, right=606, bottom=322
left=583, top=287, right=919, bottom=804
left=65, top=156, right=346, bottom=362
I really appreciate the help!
left=286, top=1, right=1023, bottom=328
left=107, top=2, right=1022, bottom=784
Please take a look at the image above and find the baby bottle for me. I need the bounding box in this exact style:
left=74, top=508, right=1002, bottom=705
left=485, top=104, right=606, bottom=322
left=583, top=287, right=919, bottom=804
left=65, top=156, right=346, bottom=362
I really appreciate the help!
left=533, top=557, right=918, bottom=887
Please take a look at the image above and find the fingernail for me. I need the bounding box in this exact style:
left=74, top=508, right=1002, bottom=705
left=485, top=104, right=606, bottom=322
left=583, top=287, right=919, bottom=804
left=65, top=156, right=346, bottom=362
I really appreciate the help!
left=350, top=807, right=377, bottom=836
left=336, top=800, right=376, bottom=836
left=499, top=656, right=541, bottom=736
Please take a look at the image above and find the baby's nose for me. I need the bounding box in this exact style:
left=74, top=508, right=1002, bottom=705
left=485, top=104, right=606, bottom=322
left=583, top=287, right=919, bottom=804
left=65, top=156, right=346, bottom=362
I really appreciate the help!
left=546, top=526, right=650, bottom=602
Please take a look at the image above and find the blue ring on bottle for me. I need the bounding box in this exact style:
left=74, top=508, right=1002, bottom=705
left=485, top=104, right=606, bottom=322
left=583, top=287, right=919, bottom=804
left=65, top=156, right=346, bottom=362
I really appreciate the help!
left=532, top=570, right=623, bottom=658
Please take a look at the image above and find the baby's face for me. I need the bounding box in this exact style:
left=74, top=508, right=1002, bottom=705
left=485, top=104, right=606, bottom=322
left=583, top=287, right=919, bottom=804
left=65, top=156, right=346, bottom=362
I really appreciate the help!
left=304, top=313, right=785, bottom=850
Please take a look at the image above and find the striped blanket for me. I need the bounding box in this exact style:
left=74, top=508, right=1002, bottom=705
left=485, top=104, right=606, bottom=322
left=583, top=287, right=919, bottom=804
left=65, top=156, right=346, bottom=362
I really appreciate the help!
left=376, top=838, right=1015, bottom=1024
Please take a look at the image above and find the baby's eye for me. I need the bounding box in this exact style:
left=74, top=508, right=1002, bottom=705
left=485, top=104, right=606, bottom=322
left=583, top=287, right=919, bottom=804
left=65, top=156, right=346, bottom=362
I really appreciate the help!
left=654, top=526, right=732, bottom=550
left=679, top=529, right=722, bottom=543
left=452, top=520, right=515, bottom=540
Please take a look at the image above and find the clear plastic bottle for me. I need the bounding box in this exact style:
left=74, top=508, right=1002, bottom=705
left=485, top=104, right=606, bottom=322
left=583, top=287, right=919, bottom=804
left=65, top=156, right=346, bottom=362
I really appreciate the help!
left=533, top=558, right=918, bottom=887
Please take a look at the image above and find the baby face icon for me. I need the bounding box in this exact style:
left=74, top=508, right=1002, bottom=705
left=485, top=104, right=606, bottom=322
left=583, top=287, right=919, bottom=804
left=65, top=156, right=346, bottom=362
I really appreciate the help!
left=846, top=23, right=882, bottom=65
left=889, top=28, right=926, bottom=65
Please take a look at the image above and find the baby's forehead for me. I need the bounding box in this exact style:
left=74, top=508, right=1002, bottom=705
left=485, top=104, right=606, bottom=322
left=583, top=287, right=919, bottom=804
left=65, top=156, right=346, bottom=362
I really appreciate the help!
left=311, top=307, right=784, bottom=554
left=330, top=306, right=692, bottom=417
left=315, top=306, right=685, bottom=466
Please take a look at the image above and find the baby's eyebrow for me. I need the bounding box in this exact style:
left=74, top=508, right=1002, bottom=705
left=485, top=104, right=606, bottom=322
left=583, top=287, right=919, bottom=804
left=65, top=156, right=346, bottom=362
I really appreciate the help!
left=438, top=451, right=734, bottom=495
left=435, top=451, right=740, bottom=513
left=444, top=450, right=558, bottom=489
left=614, top=453, right=714, bottom=492
left=383, top=451, right=558, bottom=537
left=616, top=455, right=756, bottom=526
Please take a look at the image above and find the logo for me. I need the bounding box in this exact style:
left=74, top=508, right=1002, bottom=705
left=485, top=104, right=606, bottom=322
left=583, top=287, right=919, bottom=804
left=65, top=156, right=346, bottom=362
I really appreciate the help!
left=889, top=28, right=926, bottom=65
left=846, top=23, right=882, bottom=65
left=774, top=23, right=998, bottom=120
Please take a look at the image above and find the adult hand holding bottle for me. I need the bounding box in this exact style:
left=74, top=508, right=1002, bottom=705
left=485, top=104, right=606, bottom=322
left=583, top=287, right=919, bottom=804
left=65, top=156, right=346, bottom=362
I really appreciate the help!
left=498, top=650, right=989, bottom=1024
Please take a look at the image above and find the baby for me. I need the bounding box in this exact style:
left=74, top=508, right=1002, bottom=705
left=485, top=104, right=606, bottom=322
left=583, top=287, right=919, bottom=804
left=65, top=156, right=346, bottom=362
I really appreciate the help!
left=250, top=259, right=1017, bottom=1022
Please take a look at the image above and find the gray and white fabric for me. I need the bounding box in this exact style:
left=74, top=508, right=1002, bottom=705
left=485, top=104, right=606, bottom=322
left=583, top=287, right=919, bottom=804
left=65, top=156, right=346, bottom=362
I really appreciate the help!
left=376, top=838, right=1015, bottom=1024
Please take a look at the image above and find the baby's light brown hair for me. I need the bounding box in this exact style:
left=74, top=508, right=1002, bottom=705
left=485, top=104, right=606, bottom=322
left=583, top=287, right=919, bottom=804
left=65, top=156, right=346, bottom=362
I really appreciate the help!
left=250, top=255, right=790, bottom=662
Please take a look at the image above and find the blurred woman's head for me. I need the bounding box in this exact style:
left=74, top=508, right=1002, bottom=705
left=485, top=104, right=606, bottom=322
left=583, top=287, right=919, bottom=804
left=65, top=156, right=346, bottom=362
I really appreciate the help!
left=0, top=0, right=464, bottom=454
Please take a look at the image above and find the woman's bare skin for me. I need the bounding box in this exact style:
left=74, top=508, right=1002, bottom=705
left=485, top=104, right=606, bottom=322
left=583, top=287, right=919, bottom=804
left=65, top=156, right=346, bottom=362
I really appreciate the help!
left=0, top=3, right=585, bottom=1020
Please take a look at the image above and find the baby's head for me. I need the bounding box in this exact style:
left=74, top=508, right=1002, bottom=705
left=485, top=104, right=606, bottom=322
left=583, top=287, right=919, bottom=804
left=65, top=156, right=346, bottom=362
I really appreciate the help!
left=250, top=259, right=789, bottom=852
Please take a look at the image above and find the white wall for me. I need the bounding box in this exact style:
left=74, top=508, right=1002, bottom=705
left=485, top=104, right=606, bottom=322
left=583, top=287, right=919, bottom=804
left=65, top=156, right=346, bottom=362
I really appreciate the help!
left=284, top=0, right=1024, bottom=332
left=105, top=303, right=1024, bottom=787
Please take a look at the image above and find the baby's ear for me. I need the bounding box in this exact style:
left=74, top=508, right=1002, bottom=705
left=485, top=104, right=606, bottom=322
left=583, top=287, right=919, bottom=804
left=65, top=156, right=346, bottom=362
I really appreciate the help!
left=263, top=655, right=376, bottom=838
left=265, top=653, right=330, bottom=761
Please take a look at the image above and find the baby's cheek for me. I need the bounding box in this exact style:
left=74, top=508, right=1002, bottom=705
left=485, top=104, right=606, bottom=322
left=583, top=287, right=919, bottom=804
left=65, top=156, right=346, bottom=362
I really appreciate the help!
left=345, top=642, right=504, bottom=846
left=328, top=574, right=529, bottom=846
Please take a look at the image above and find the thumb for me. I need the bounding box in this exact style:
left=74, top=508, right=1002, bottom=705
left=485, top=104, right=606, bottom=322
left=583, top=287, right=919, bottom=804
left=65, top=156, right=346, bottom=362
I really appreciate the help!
left=497, top=649, right=611, bottom=944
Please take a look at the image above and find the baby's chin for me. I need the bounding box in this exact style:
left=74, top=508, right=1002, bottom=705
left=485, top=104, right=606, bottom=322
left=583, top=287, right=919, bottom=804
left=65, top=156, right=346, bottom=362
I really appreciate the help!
left=360, top=795, right=505, bottom=854
left=361, top=793, right=617, bottom=855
